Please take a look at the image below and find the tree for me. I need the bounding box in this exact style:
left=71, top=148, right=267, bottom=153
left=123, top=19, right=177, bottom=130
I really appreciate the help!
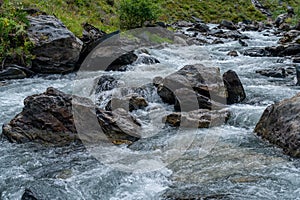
left=119, top=0, right=160, bottom=29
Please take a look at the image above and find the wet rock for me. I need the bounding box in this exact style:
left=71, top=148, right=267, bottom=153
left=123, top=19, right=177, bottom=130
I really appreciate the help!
left=293, top=57, right=300, bottom=63
left=223, top=70, right=246, bottom=104
left=254, top=93, right=300, bottom=157
left=96, top=108, right=141, bottom=143
left=105, top=94, right=148, bottom=112
left=2, top=87, right=141, bottom=146
left=27, top=15, right=83, bottom=74
left=227, top=50, right=238, bottom=57
left=0, top=66, right=28, bottom=81
left=211, top=39, right=223, bottom=45
left=238, top=39, right=248, bottom=47
left=211, top=30, right=249, bottom=40
left=95, top=75, right=121, bottom=94
left=296, top=65, right=300, bottom=85
left=2, top=87, right=79, bottom=145
left=105, top=51, right=138, bottom=71
left=266, top=44, right=300, bottom=57
left=136, top=54, right=160, bottom=65
left=243, top=48, right=269, bottom=57
left=164, top=109, right=230, bottom=128
left=256, top=68, right=286, bottom=78
left=194, top=23, right=210, bottom=32
left=219, top=20, right=237, bottom=30
left=156, top=64, right=228, bottom=111
left=294, top=20, right=300, bottom=30
left=162, top=186, right=230, bottom=200
left=21, top=189, right=38, bottom=200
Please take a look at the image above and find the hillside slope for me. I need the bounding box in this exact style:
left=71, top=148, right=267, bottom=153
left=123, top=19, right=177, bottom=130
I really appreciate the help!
left=10, top=0, right=300, bottom=36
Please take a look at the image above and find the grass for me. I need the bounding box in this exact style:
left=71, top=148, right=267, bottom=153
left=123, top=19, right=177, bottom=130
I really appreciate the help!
left=8, top=0, right=300, bottom=37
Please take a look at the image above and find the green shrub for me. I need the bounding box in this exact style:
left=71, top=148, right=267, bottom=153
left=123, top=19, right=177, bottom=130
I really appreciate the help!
left=119, top=0, right=160, bottom=29
left=0, top=0, right=34, bottom=68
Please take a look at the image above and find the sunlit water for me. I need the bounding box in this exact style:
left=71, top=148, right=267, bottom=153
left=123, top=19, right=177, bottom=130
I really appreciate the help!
left=0, top=29, right=300, bottom=199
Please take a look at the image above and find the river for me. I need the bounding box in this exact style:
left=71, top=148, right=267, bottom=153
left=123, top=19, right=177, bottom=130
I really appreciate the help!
left=0, top=28, right=300, bottom=199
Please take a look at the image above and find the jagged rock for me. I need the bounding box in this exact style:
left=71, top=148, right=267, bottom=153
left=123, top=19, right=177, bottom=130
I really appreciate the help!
left=2, top=87, right=141, bottom=146
left=256, top=68, right=286, bottom=78
left=156, top=64, right=228, bottom=111
left=219, top=20, right=237, bottom=30
left=227, top=51, right=238, bottom=57
left=254, top=93, right=300, bottom=157
left=21, top=189, right=38, bottom=200
left=105, top=51, right=138, bottom=71
left=105, top=94, right=148, bottom=112
left=164, top=109, right=230, bottom=128
left=27, top=15, right=83, bottom=74
left=223, top=70, right=246, bottom=104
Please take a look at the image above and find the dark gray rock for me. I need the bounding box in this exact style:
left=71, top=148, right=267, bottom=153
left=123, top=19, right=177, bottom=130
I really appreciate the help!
left=0, top=66, right=28, bottom=81
left=254, top=93, right=300, bottom=157
left=164, top=109, right=230, bottom=128
left=219, top=20, right=237, bottom=30
left=2, top=87, right=141, bottom=146
left=27, top=15, right=83, bottom=74
left=227, top=50, right=238, bottom=57
left=105, top=94, right=148, bottom=112
left=223, top=70, right=246, bottom=104
left=256, top=68, right=286, bottom=78
left=238, top=39, right=248, bottom=47
left=156, top=64, right=228, bottom=111
left=105, top=51, right=138, bottom=71
left=21, top=189, right=38, bottom=200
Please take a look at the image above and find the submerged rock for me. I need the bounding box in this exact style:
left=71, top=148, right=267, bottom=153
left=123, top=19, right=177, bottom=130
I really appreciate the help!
left=2, top=87, right=141, bottom=146
left=21, top=189, right=38, bottom=200
left=27, top=15, right=83, bottom=74
left=254, top=93, right=300, bottom=157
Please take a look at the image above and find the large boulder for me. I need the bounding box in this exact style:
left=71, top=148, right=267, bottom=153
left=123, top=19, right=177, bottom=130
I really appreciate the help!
left=2, top=87, right=141, bottom=146
left=156, top=64, right=245, bottom=111
left=27, top=15, right=83, bottom=74
left=156, top=64, right=226, bottom=111
left=254, top=93, right=300, bottom=157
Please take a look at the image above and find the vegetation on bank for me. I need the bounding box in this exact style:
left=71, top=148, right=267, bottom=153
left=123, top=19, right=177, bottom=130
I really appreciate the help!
left=0, top=0, right=299, bottom=67
left=0, top=1, right=34, bottom=67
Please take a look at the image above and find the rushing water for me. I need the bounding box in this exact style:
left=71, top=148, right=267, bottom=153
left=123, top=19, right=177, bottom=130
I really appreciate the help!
left=0, top=29, right=300, bottom=199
